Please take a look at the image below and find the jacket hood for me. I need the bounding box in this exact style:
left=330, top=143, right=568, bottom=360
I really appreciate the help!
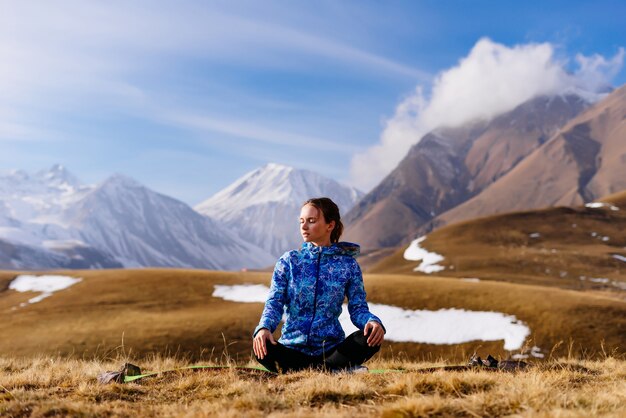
left=301, top=241, right=360, bottom=257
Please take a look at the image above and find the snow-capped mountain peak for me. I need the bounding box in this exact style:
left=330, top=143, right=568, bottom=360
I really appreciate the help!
left=60, top=173, right=275, bottom=270
left=205, top=163, right=298, bottom=206
left=35, top=164, right=82, bottom=189
left=197, top=163, right=361, bottom=213
left=1, top=164, right=83, bottom=197
left=194, top=163, right=363, bottom=257
left=98, top=173, right=144, bottom=192
left=2, top=169, right=31, bottom=182
left=0, top=165, right=91, bottom=225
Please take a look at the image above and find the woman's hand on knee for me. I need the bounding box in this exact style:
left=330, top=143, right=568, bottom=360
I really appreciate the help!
left=364, top=321, right=384, bottom=347
left=253, top=328, right=276, bottom=359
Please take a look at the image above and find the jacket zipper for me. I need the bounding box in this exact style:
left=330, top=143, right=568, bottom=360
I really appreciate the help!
left=306, top=251, right=322, bottom=341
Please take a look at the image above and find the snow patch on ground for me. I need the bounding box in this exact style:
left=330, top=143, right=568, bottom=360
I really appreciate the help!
left=213, top=284, right=530, bottom=350
left=579, top=276, right=626, bottom=290
left=403, top=236, right=445, bottom=273
left=585, top=202, right=619, bottom=211
left=529, top=232, right=541, bottom=238
left=612, top=254, right=626, bottom=263
left=610, top=281, right=626, bottom=290
left=461, top=278, right=481, bottom=283
left=213, top=284, right=269, bottom=303
left=341, top=304, right=529, bottom=350
left=9, top=275, right=82, bottom=305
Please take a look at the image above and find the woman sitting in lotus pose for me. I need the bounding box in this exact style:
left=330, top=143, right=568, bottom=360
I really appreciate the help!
left=252, top=197, right=385, bottom=373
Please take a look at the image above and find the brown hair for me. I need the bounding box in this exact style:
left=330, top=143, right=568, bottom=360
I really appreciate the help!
left=303, top=197, right=343, bottom=243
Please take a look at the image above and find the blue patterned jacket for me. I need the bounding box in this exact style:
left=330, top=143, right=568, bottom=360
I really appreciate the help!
left=253, top=241, right=384, bottom=356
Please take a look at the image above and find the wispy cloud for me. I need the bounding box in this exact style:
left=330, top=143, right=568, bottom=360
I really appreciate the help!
left=166, top=112, right=360, bottom=155
left=0, top=121, right=45, bottom=142
left=0, top=2, right=426, bottom=102
left=0, top=1, right=423, bottom=158
left=248, top=21, right=430, bottom=80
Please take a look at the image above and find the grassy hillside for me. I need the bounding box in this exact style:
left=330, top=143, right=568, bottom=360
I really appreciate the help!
left=600, top=190, right=626, bottom=206
left=370, top=201, right=626, bottom=293
left=1, top=356, right=625, bottom=417
left=1, top=269, right=624, bottom=362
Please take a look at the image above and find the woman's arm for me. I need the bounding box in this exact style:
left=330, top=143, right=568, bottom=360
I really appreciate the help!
left=345, top=259, right=385, bottom=331
left=253, top=256, right=289, bottom=337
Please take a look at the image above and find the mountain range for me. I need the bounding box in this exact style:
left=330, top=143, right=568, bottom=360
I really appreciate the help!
left=0, top=164, right=361, bottom=270
left=427, top=85, right=626, bottom=232
left=0, top=165, right=119, bottom=269
left=2, top=84, right=625, bottom=271
left=344, top=86, right=626, bottom=251
left=0, top=167, right=275, bottom=270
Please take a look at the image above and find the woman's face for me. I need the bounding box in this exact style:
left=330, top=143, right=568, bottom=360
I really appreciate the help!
left=299, top=204, right=335, bottom=247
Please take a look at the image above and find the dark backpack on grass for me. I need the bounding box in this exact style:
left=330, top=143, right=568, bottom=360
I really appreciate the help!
left=469, top=354, right=529, bottom=371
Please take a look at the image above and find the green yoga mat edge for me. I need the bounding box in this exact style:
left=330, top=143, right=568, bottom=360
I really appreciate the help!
left=123, top=366, right=406, bottom=382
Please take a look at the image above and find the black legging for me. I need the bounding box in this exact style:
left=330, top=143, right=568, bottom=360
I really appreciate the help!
left=254, top=330, right=380, bottom=373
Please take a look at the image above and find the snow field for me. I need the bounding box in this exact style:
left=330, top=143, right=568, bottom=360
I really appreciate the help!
left=213, top=284, right=530, bottom=350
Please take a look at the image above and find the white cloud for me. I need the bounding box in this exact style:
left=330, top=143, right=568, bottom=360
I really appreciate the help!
left=350, top=38, right=625, bottom=191
left=573, top=48, right=625, bottom=93
left=0, top=1, right=427, bottom=154
left=164, top=111, right=360, bottom=154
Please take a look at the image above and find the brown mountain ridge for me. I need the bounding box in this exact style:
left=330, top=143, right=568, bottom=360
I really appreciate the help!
left=425, top=85, right=626, bottom=233
left=344, top=93, right=591, bottom=251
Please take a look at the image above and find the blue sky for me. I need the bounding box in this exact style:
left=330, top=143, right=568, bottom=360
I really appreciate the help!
left=1, top=0, right=624, bottom=204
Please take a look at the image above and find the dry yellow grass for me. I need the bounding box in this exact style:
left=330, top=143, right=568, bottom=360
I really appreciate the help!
left=1, top=269, right=624, bottom=362
left=1, top=355, right=625, bottom=417
left=371, top=202, right=626, bottom=294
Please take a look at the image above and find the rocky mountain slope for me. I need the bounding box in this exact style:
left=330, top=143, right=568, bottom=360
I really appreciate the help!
left=344, top=93, right=590, bottom=250
left=427, top=85, right=626, bottom=232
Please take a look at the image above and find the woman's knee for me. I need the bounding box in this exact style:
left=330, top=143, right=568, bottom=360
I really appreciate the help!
left=255, top=341, right=281, bottom=361
left=348, top=330, right=381, bottom=357
left=349, top=330, right=369, bottom=347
